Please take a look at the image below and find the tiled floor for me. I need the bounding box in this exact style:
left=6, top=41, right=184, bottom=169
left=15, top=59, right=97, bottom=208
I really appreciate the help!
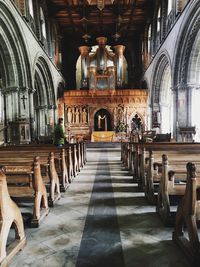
left=10, top=146, right=191, bottom=267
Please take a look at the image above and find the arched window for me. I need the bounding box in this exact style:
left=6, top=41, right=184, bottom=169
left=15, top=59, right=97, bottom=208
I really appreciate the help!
left=40, top=7, right=46, bottom=39
left=159, top=65, right=173, bottom=134
left=28, top=0, right=34, bottom=17
left=157, top=7, right=161, bottom=33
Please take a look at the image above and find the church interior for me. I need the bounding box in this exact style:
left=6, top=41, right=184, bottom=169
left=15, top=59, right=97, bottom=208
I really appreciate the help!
left=1, top=0, right=200, bottom=266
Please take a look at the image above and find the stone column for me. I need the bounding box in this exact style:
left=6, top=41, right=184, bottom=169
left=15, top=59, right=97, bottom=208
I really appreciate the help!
left=47, top=104, right=55, bottom=136
left=79, top=46, right=90, bottom=88
left=1, top=86, right=30, bottom=144
left=18, top=87, right=30, bottom=119
left=29, top=88, right=36, bottom=140
left=114, top=45, right=125, bottom=87
left=176, top=85, right=188, bottom=126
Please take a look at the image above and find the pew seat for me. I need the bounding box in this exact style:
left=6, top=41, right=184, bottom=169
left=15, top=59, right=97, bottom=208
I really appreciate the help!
left=156, top=154, right=200, bottom=226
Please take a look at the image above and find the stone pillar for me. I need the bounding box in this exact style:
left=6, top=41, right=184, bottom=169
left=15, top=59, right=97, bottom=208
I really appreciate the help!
left=79, top=46, right=90, bottom=88
left=1, top=86, right=31, bottom=144
left=174, top=84, right=193, bottom=141
left=29, top=88, right=36, bottom=140
left=114, top=45, right=125, bottom=87
left=19, top=87, right=30, bottom=119
left=176, top=85, right=188, bottom=126
left=45, top=105, right=55, bottom=136
left=37, top=105, right=48, bottom=136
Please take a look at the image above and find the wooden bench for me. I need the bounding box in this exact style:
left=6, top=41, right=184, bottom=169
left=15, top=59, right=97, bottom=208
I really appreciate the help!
left=154, top=133, right=171, bottom=142
left=156, top=154, right=200, bottom=226
left=144, top=149, right=200, bottom=204
left=173, top=162, right=200, bottom=266
left=0, top=146, right=71, bottom=191
left=0, top=141, right=87, bottom=191
left=0, top=166, right=26, bottom=266
left=0, top=151, right=61, bottom=206
left=3, top=157, right=49, bottom=227
left=130, top=143, right=200, bottom=190
left=141, top=130, right=156, bottom=143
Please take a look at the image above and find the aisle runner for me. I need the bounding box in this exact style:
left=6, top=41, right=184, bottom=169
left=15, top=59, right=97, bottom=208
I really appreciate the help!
left=76, top=152, right=125, bottom=267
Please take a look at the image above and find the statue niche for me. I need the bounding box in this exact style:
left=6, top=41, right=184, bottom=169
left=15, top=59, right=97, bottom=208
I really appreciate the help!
left=94, top=109, right=111, bottom=131
left=79, top=37, right=125, bottom=90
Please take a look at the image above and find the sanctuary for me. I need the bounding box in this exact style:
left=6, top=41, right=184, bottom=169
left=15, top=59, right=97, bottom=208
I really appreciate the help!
left=59, top=37, right=148, bottom=141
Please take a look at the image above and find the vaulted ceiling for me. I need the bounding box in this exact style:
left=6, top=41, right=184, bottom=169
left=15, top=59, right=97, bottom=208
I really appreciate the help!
left=48, top=0, right=155, bottom=41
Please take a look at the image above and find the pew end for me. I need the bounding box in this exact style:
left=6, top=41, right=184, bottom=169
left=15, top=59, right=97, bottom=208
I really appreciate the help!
left=0, top=167, right=27, bottom=266
left=173, top=163, right=200, bottom=266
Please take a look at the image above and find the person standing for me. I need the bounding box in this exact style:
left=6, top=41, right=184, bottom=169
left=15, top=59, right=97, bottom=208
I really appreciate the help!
left=54, top=118, right=65, bottom=146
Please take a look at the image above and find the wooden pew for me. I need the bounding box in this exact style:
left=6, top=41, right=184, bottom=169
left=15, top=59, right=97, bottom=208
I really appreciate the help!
left=173, top=162, right=200, bottom=266
left=0, top=166, right=26, bottom=266
left=0, top=146, right=71, bottom=192
left=130, top=143, right=200, bottom=190
left=0, top=151, right=61, bottom=206
left=0, top=141, right=86, bottom=191
left=144, top=149, right=200, bottom=204
left=4, top=157, right=49, bottom=227
left=156, top=154, right=186, bottom=225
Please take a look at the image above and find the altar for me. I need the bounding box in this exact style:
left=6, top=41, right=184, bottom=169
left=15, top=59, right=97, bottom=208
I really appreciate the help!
left=91, top=131, right=115, bottom=142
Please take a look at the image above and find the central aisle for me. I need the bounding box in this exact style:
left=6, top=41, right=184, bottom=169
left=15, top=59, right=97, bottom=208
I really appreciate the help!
left=76, top=148, right=124, bottom=267
left=11, top=146, right=190, bottom=267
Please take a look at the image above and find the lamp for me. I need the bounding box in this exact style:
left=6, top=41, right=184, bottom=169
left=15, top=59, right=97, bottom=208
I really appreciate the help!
left=87, top=0, right=114, bottom=11
left=80, top=0, right=91, bottom=42
left=112, top=0, right=123, bottom=41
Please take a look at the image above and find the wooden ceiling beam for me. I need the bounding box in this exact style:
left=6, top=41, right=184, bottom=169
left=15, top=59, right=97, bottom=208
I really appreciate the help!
left=63, top=0, right=77, bottom=32
left=48, top=0, right=155, bottom=36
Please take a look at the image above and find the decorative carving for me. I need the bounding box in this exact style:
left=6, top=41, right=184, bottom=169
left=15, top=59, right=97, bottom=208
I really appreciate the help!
left=79, top=37, right=125, bottom=90
left=63, top=89, right=148, bottom=140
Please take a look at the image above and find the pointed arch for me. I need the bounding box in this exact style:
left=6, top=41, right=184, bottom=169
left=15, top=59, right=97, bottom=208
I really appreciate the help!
left=33, top=56, right=55, bottom=137
left=0, top=1, right=32, bottom=143
left=0, top=1, right=31, bottom=88
left=173, top=0, right=200, bottom=86
left=151, top=52, right=173, bottom=134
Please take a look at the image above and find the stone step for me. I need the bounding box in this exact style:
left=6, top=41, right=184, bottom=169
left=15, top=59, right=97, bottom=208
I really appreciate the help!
left=86, top=142, right=121, bottom=148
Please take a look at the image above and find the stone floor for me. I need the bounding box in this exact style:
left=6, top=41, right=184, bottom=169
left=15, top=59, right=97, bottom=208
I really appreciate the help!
left=10, top=146, right=192, bottom=267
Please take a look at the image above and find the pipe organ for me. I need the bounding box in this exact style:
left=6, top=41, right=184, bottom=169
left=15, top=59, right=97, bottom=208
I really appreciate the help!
left=79, top=37, right=125, bottom=90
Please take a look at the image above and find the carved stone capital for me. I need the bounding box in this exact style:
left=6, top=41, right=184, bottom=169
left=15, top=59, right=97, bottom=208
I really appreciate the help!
left=35, top=105, right=48, bottom=110
left=28, top=88, right=36, bottom=94
left=1, top=86, right=19, bottom=94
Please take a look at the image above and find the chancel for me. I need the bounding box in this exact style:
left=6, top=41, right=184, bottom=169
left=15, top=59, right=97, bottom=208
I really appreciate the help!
left=1, top=0, right=200, bottom=266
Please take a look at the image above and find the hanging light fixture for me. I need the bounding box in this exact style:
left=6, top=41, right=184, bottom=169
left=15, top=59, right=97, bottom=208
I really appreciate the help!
left=112, top=1, right=122, bottom=41
left=87, top=0, right=114, bottom=11
left=79, top=0, right=91, bottom=42
left=112, top=14, right=121, bottom=41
